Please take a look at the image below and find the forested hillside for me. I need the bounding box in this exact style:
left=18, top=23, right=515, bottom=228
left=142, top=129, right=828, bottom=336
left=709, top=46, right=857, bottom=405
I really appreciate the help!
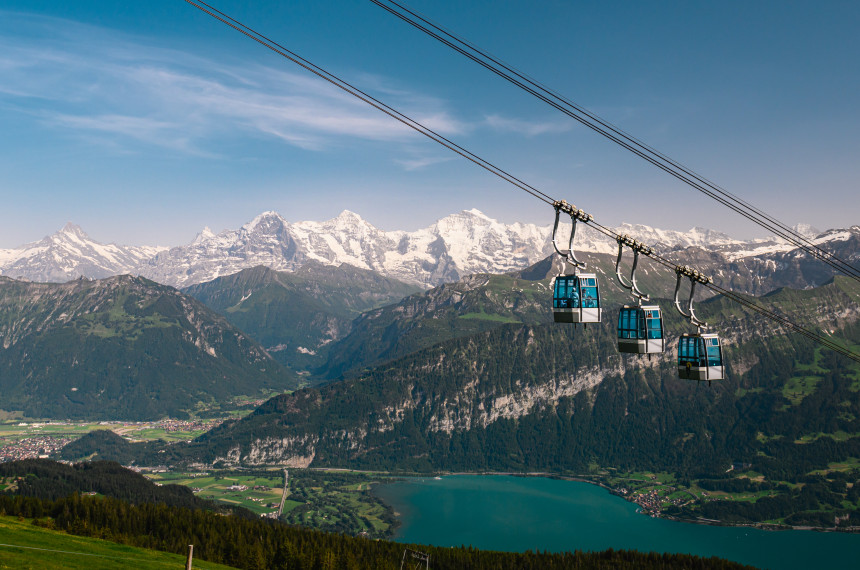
left=69, top=279, right=860, bottom=476
left=183, top=263, right=419, bottom=372
left=0, top=459, right=234, bottom=512
left=0, top=275, right=296, bottom=419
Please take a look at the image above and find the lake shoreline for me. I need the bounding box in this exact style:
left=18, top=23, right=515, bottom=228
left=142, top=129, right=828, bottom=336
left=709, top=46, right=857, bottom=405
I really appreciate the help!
left=368, top=473, right=860, bottom=570
left=348, top=469, right=860, bottom=535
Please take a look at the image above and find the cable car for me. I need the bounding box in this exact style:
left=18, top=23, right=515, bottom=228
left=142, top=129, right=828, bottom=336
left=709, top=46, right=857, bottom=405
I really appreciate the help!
left=553, top=272, right=601, bottom=323
left=617, top=305, right=664, bottom=354
left=550, top=201, right=601, bottom=324
left=677, top=333, right=724, bottom=382
left=614, top=236, right=663, bottom=354
left=673, top=266, right=726, bottom=383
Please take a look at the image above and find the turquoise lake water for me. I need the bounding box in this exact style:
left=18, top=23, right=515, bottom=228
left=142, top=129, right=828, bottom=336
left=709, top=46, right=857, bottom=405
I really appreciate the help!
left=373, top=475, right=860, bottom=570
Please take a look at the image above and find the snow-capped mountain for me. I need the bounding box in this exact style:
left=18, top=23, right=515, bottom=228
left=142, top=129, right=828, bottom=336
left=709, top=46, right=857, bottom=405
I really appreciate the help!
left=1, top=211, right=856, bottom=289
left=0, top=223, right=165, bottom=283
left=139, top=209, right=837, bottom=288
left=137, top=209, right=553, bottom=287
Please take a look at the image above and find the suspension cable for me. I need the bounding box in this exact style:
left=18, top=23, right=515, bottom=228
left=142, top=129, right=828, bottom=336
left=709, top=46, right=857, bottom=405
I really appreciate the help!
left=556, top=202, right=860, bottom=364
left=183, top=1, right=860, bottom=364
left=183, top=0, right=554, bottom=207
left=369, top=0, right=860, bottom=282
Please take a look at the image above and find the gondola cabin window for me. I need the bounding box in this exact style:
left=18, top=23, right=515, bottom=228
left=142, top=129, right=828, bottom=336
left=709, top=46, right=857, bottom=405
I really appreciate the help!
left=646, top=309, right=662, bottom=339
left=706, top=337, right=722, bottom=366
left=580, top=277, right=598, bottom=308
left=553, top=275, right=579, bottom=309
left=618, top=308, right=644, bottom=339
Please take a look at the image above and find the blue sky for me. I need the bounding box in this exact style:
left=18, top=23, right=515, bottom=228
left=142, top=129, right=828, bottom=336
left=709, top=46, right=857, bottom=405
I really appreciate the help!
left=1, top=0, right=858, bottom=247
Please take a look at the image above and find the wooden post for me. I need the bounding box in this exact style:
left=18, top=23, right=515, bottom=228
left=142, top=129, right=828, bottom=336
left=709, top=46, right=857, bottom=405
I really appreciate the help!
left=186, top=544, right=194, bottom=570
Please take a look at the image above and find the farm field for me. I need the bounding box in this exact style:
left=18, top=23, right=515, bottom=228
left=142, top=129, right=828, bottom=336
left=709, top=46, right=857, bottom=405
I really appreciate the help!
left=0, top=419, right=224, bottom=444
left=147, top=471, right=287, bottom=517
left=147, top=469, right=399, bottom=537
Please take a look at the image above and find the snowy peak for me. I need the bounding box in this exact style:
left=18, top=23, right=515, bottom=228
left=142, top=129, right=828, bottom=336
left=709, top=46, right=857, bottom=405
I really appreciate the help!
left=315, top=210, right=378, bottom=235
left=59, top=221, right=87, bottom=237
left=242, top=211, right=289, bottom=234
left=192, top=226, right=216, bottom=245
left=1, top=211, right=856, bottom=289
left=0, top=223, right=165, bottom=283
left=332, top=210, right=365, bottom=224
left=792, top=223, right=822, bottom=239
left=464, top=208, right=491, bottom=220
left=613, top=223, right=736, bottom=250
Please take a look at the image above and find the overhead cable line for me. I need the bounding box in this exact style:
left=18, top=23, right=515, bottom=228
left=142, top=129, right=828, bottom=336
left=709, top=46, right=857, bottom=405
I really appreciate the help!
left=183, top=0, right=555, bottom=208
left=369, top=0, right=860, bottom=283
left=183, top=1, right=860, bottom=365
left=580, top=217, right=860, bottom=363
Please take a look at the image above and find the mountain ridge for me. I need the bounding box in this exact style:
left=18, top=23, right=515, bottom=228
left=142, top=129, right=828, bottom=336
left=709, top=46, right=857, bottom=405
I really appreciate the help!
left=3, top=209, right=856, bottom=289
left=0, top=274, right=296, bottom=419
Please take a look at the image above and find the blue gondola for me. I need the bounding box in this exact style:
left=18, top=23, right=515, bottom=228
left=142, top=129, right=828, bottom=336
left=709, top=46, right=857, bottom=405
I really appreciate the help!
left=614, top=236, right=664, bottom=355
left=673, top=266, right=726, bottom=383
left=553, top=272, right=601, bottom=323
left=617, top=305, right=664, bottom=354
left=550, top=201, right=601, bottom=324
left=677, top=333, right=724, bottom=381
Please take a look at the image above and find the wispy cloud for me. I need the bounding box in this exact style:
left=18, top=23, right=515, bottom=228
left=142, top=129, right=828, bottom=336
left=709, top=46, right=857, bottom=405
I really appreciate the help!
left=47, top=112, right=211, bottom=156
left=394, top=155, right=456, bottom=171
left=0, top=11, right=466, bottom=155
left=484, top=114, right=573, bottom=137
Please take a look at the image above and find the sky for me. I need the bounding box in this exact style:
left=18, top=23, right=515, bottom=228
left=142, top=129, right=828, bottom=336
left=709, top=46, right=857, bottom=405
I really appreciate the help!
left=1, top=0, right=858, bottom=248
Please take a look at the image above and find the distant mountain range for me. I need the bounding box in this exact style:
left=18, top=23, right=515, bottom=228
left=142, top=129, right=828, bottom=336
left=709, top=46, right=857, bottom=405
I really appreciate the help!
left=2, top=209, right=856, bottom=289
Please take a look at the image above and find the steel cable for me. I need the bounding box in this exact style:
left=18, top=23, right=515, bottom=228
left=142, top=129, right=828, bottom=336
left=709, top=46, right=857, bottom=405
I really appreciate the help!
left=184, top=0, right=556, bottom=207
left=183, top=1, right=860, bottom=364
left=370, top=0, right=860, bottom=282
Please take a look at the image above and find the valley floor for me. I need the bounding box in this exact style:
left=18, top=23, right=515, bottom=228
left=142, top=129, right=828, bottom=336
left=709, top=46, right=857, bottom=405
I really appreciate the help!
left=4, top=419, right=859, bottom=534
left=144, top=468, right=399, bottom=538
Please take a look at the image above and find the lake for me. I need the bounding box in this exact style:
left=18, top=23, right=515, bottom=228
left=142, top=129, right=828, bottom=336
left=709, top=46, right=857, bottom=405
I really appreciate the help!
left=374, top=475, right=860, bottom=570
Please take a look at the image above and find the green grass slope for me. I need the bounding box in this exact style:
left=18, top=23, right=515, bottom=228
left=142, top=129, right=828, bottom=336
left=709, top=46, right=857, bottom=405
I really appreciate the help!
left=0, top=515, right=236, bottom=570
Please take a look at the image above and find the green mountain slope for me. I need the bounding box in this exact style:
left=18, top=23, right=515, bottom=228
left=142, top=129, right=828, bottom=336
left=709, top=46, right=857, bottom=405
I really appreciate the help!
left=319, top=272, right=550, bottom=378
left=182, top=264, right=420, bottom=372
left=60, top=272, right=860, bottom=525
left=0, top=275, right=296, bottom=419
left=321, top=245, right=860, bottom=382
left=84, top=277, right=856, bottom=468
left=76, top=278, right=857, bottom=527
